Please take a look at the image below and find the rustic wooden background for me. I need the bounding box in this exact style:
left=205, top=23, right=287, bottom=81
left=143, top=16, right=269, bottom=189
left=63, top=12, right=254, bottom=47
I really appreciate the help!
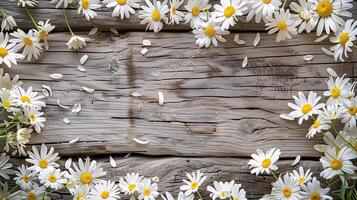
left=2, top=0, right=357, bottom=199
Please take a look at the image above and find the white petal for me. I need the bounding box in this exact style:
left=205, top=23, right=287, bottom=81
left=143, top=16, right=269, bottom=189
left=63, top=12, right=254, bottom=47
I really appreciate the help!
left=109, top=156, right=117, bottom=167
left=291, top=155, right=301, bottom=166
left=242, top=56, right=248, bottom=68
left=68, top=136, right=79, bottom=144
left=133, top=137, right=149, bottom=144
left=303, top=55, right=314, bottom=61
left=77, top=65, right=87, bottom=72
left=143, top=39, right=152, bottom=47
left=49, top=73, right=63, bottom=80
left=131, top=92, right=142, bottom=97
left=65, top=158, right=72, bottom=169
left=63, top=117, right=70, bottom=124
left=88, top=27, right=98, bottom=36
left=280, top=113, right=295, bottom=120
left=57, top=99, right=70, bottom=109
left=158, top=91, right=164, bottom=106
left=141, top=48, right=148, bottom=55
left=321, top=47, right=334, bottom=56
left=80, top=54, right=88, bottom=65
left=327, top=68, right=337, bottom=77
left=314, top=34, right=329, bottom=42
left=42, top=85, right=53, bottom=96
left=82, top=87, right=95, bottom=93
left=152, top=176, right=160, bottom=182
left=72, top=103, right=82, bottom=113
left=110, top=28, right=119, bottom=35
left=253, top=32, right=260, bottom=47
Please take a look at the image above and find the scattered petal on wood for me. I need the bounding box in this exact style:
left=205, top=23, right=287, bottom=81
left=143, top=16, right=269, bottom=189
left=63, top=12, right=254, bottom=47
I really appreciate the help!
left=49, top=73, right=63, bottom=80
left=233, top=34, right=245, bottom=45
left=314, top=144, right=326, bottom=153
left=158, top=91, right=164, bottom=106
left=133, top=138, right=149, bottom=145
left=80, top=55, right=88, bottom=65
left=253, top=32, right=260, bottom=47
left=131, top=92, right=142, bottom=97
left=109, top=156, right=117, bottom=168
left=42, top=89, right=50, bottom=97
left=327, top=68, right=337, bottom=77
left=77, top=65, right=86, bottom=72
left=303, top=55, right=314, bottom=61
left=42, top=85, right=53, bottom=97
left=72, top=103, right=82, bottom=113
left=142, top=39, right=152, bottom=47
left=63, top=117, right=70, bottom=124
left=88, top=27, right=98, bottom=36
left=57, top=99, right=70, bottom=109
left=279, top=113, right=294, bottom=120
left=124, top=153, right=131, bottom=158
left=65, top=158, right=72, bottom=169
left=110, top=28, right=119, bottom=35
left=68, top=136, right=79, bottom=144
left=82, top=87, right=95, bottom=94
left=291, top=155, right=301, bottom=166
left=152, top=176, right=160, bottom=183
left=141, top=48, right=148, bottom=55
left=242, top=56, right=248, bottom=68
left=321, top=47, right=334, bottom=56
left=314, top=34, right=328, bottom=42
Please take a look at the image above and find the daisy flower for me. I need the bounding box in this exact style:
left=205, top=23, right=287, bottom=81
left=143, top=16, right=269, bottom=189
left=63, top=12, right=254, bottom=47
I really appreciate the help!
left=51, top=0, right=73, bottom=8
left=230, top=183, right=247, bottom=200
left=300, top=177, right=332, bottom=200
left=17, top=185, right=47, bottom=200
left=312, top=0, right=354, bottom=36
left=10, top=29, right=42, bottom=61
left=168, top=0, right=185, bottom=25
left=139, top=0, right=169, bottom=33
left=78, top=0, right=101, bottom=21
left=329, top=19, right=357, bottom=62
left=35, top=20, right=56, bottom=50
left=341, top=97, right=357, bottom=129
left=265, top=9, right=299, bottom=42
left=1, top=13, right=17, bottom=31
left=24, top=106, right=46, bottom=133
left=0, top=88, right=15, bottom=111
left=246, top=0, right=281, bottom=23
left=287, top=91, right=325, bottom=125
left=119, top=172, right=142, bottom=195
left=193, top=15, right=229, bottom=48
left=323, top=74, right=354, bottom=106
left=207, top=180, right=234, bottom=200
left=137, top=178, right=159, bottom=200
left=39, top=167, right=67, bottom=190
left=289, top=0, right=318, bottom=33
left=247, top=148, right=281, bottom=175
left=14, top=165, right=37, bottom=190
left=180, top=170, right=207, bottom=196
left=320, top=146, right=357, bottom=179
left=184, top=0, right=211, bottom=28
left=0, top=153, right=13, bottom=180
left=290, top=166, right=312, bottom=185
left=73, top=185, right=91, bottom=200
left=0, top=32, right=24, bottom=68
left=161, top=191, right=194, bottom=200
left=321, top=104, right=343, bottom=121
left=271, top=173, right=301, bottom=199
left=214, top=0, right=248, bottom=30
left=13, top=128, right=33, bottom=156
left=26, top=143, right=60, bottom=173
left=105, top=0, right=140, bottom=19
left=68, top=157, right=106, bottom=187
left=307, top=114, right=330, bottom=139
left=88, top=180, right=121, bottom=200
left=17, top=0, right=38, bottom=7
left=66, top=35, right=88, bottom=50
left=11, top=86, right=46, bottom=108
left=0, top=69, right=22, bottom=90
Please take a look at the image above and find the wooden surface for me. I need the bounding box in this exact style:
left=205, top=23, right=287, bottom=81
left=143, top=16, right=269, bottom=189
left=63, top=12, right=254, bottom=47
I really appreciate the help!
left=2, top=0, right=357, bottom=199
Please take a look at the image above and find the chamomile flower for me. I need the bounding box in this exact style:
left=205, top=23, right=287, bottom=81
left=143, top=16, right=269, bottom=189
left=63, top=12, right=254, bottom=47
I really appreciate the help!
left=66, top=35, right=88, bottom=50
left=0, top=153, right=13, bottom=180
left=271, top=173, right=301, bottom=200
left=0, top=69, right=22, bottom=90
left=161, top=191, right=194, bottom=200
left=207, top=180, right=234, bottom=200
left=119, top=172, right=142, bottom=194
left=168, top=0, right=185, bottom=25
left=287, top=91, right=325, bottom=125
left=17, top=0, right=38, bottom=7
left=300, top=177, right=332, bottom=200
left=312, top=0, right=354, bottom=36
left=17, top=185, right=47, bottom=200
left=39, top=167, right=67, bottom=190
left=323, top=74, right=354, bottom=106
left=248, top=148, right=281, bottom=175
left=230, top=183, right=247, bottom=200
left=51, top=0, right=73, bottom=8
left=341, top=97, right=357, bottom=129
left=0, top=88, right=14, bottom=111
left=307, top=114, right=330, bottom=139
left=88, top=180, right=121, bottom=200
left=321, top=104, right=343, bottom=120
left=35, top=20, right=55, bottom=50
left=14, top=165, right=37, bottom=190
left=214, top=0, right=247, bottom=30
left=78, top=0, right=101, bottom=21
left=13, top=128, right=33, bottom=156
left=26, top=143, right=60, bottom=173
left=11, top=86, right=46, bottom=108
left=105, top=0, right=140, bottom=19
left=73, top=185, right=91, bottom=200
left=138, top=178, right=159, bottom=200
left=10, top=29, right=42, bottom=61
left=320, top=146, right=357, bottom=179
left=246, top=0, right=281, bottom=23
left=0, top=32, right=24, bottom=68
left=193, top=15, right=229, bottom=48
left=329, top=19, right=357, bottom=62
left=290, top=166, right=312, bottom=185
left=24, top=106, right=46, bottom=133
left=139, top=0, right=169, bottom=33
left=265, top=9, right=299, bottom=42
left=184, top=0, right=211, bottom=28
left=1, top=14, right=17, bottom=31
left=68, top=157, right=106, bottom=187
left=289, top=0, right=318, bottom=33
left=180, top=170, right=207, bottom=196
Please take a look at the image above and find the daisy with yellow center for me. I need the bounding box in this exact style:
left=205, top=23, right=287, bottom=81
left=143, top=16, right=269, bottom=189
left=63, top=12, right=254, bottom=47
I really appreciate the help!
left=291, top=166, right=313, bottom=185
left=246, top=0, right=281, bottom=23
left=341, top=97, right=357, bottom=129
left=78, top=0, right=101, bottom=21
left=26, top=144, right=60, bottom=173
left=213, top=0, right=248, bottom=30
left=231, top=183, right=247, bottom=200
left=323, top=74, right=354, bottom=106
left=0, top=88, right=14, bottom=111
left=248, top=148, right=281, bottom=175
left=184, top=0, right=211, bottom=28
left=14, top=165, right=37, bottom=191
left=35, top=20, right=55, bottom=50
left=138, top=179, right=159, bottom=200
left=300, top=177, right=333, bottom=200
left=290, top=0, right=318, bottom=33
left=168, top=0, right=185, bottom=25
left=1, top=13, right=17, bottom=31
left=10, top=86, right=45, bottom=109
left=207, top=180, right=235, bottom=200
left=88, top=180, right=121, bottom=200
left=271, top=173, right=301, bottom=199
left=18, top=187, right=47, bottom=200
left=38, top=168, right=66, bottom=190
left=180, top=170, right=207, bottom=196
left=105, top=0, right=140, bottom=20
left=10, top=29, right=42, bottom=62
left=68, top=157, right=106, bottom=187
left=138, top=0, right=169, bottom=33
left=0, top=32, right=23, bottom=68
left=119, top=172, right=142, bottom=194
left=307, top=114, right=330, bottom=139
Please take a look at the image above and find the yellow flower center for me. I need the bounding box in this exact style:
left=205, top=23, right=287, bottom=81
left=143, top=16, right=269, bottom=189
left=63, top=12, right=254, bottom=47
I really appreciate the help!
left=2, top=99, right=11, bottom=109
left=297, top=177, right=305, bottom=184
left=224, top=6, right=236, bottom=18
left=310, top=192, right=321, bottom=200
left=339, top=32, right=349, bottom=46
left=151, top=10, right=161, bottom=22
left=261, top=158, right=271, bottom=168
left=28, top=192, right=36, bottom=200
left=76, top=194, right=86, bottom=200
left=0, top=47, right=8, bottom=58
left=233, top=197, right=239, bottom=200
left=191, top=6, right=200, bottom=16
left=316, top=0, right=333, bottom=17
left=331, top=87, right=340, bottom=98
left=330, top=159, right=342, bottom=170
left=21, top=96, right=31, bottom=103
left=38, top=159, right=48, bottom=169
left=277, top=21, right=288, bottom=30
left=82, top=0, right=89, bottom=9
left=116, top=0, right=127, bottom=5
left=80, top=172, right=93, bottom=184
left=23, top=175, right=30, bottom=183
left=299, top=11, right=310, bottom=20
left=23, top=37, right=33, bottom=46
left=312, top=120, right=320, bottom=129
left=48, top=175, right=57, bottom=183
left=66, top=180, right=73, bottom=189
left=143, top=188, right=151, bottom=196
left=39, top=30, right=47, bottom=40
left=349, top=107, right=357, bottom=116
left=191, top=181, right=199, bottom=190
left=204, top=25, right=215, bottom=37
left=220, top=191, right=228, bottom=198
left=262, top=0, right=271, bottom=4
left=171, top=7, right=177, bottom=14
left=301, top=104, right=312, bottom=114
left=128, top=183, right=136, bottom=191
left=282, top=187, right=292, bottom=197
left=101, top=191, right=110, bottom=199
left=29, top=113, right=36, bottom=122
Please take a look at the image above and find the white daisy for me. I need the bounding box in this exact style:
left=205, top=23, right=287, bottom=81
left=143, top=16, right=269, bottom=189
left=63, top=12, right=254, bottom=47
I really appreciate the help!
left=138, top=178, right=159, bottom=200
left=105, top=0, right=140, bottom=19
left=246, top=0, right=281, bottom=23
left=265, top=9, right=299, bottom=42
left=321, top=104, right=344, bottom=121
left=0, top=69, right=22, bottom=90
left=329, top=19, right=357, bottom=62
left=1, top=13, right=17, bottom=31
left=168, top=0, right=185, bottom=25
left=207, top=180, right=234, bottom=200
left=17, top=185, right=47, bottom=200
left=139, top=0, right=169, bottom=33
left=73, top=185, right=91, bottom=200
left=10, top=29, right=42, bottom=61
left=88, top=180, right=121, bottom=200
left=323, top=74, right=354, bottom=106
left=184, top=0, right=211, bottom=28
left=26, top=143, right=60, bottom=173
left=287, top=91, right=325, bottom=125
left=35, top=19, right=55, bottom=50
left=300, top=177, right=332, bottom=200
left=78, top=0, right=101, bottom=21
left=11, top=86, right=46, bottom=108
left=14, top=128, right=33, bottom=155
left=0, top=153, right=13, bottom=180
left=119, top=172, right=142, bottom=195
left=320, top=146, right=357, bottom=179
left=307, top=114, right=330, bottom=139
left=290, top=166, right=312, bottom=185
left=341, top=97, right=357, bottom=129
left=39, top=167, right=67, bottom=190
left=68, top=157, right=106, bottom=187
left=247, top=148, right=281, bottom=175
left=51, top=0, right=73, bottom=8
left=271, top=173, right=301, bottom=200
left=312, top=0, right=354, bottom=36
left=230, top=183, right=247, bottom=200
left=214, top=0, right=247, bottom=30
left=0, top=88, right=15, bottom=111
left=17, top=0, right=38, bottom=7
left=193, top=15, right=229, bottom=48
left=24, top=106, right=46, bottom=133
left=14, top=165, right=37, bottom=190
left=0, top=32, right=24, bottom=68
left=161, top=191, right=194, bottom=200
left=66, top=35, right=88, bottom=50
left=289, top=0, right=318, bottom=33
left=180, top=170, right=207, bottom=196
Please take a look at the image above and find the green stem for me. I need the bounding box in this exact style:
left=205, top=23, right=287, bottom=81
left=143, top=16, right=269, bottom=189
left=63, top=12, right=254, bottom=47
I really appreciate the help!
left=63, top=8, right=74, bottom=35
left=282, top=0, right=288, bottom=8
left=271, top=170, right=278, bottom=180
left=0, top=123, right=18, bottom=135
left=196, top=190, right=204, bottom=200
left=25, top=8, right=39, bottom=31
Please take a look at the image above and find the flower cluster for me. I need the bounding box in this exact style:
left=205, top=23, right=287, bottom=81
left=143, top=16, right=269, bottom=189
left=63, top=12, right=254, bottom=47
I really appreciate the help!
left=0, top=69, right=46, bottom=156
left=281, top=68, right=357, bottom=198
